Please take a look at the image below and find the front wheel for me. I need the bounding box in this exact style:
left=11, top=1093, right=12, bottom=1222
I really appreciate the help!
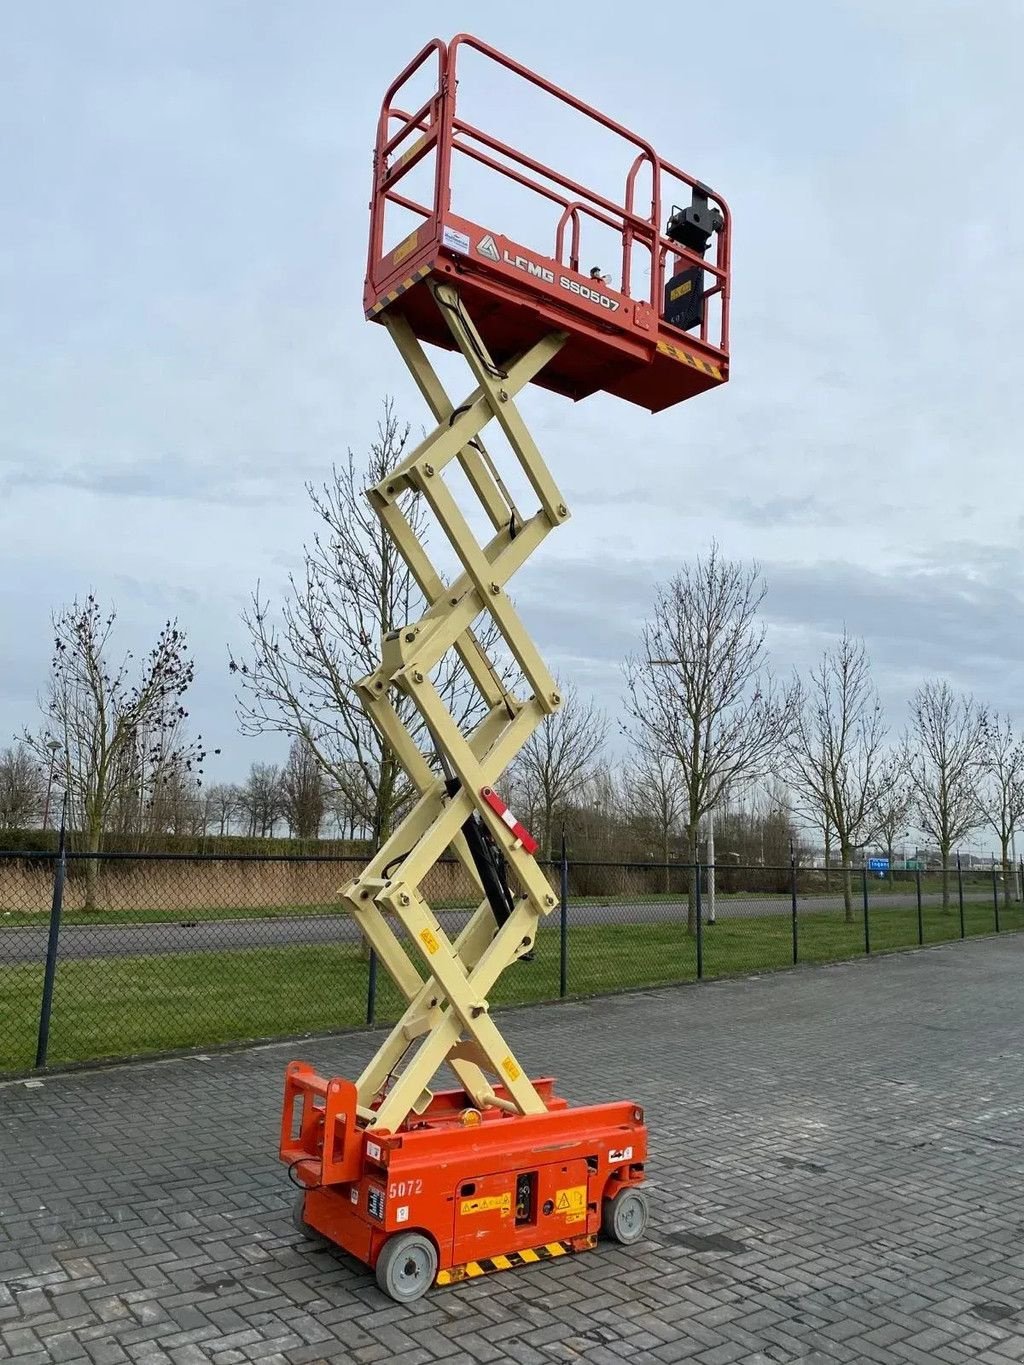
left=601, top=1186, right=649, bottom=1245
left=374, top=1231, right=439, bottom=1303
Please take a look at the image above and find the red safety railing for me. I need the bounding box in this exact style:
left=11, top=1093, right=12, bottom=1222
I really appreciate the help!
left=366, top=35, right=730, bottom=358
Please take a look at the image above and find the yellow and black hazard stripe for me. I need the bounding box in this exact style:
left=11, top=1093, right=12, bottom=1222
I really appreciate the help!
left=366, top=264, right=432, bottom=319
left=656, top=340, right=724, bottom=381
left=435, top=1235, right=596, bottom=1286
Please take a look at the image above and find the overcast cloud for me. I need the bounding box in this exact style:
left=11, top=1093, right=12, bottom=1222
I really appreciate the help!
left=2, top=0, right=1022, bottom=800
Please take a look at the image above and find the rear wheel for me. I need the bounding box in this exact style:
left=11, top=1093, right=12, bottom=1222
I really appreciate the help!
left=601, top=1186, right=649, bottom=1245
left=291, top=1190, right=319, bottom=1239
left=374, top=1231, right=438, bottom=1302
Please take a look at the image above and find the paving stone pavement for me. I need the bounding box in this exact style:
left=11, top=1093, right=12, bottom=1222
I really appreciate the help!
left=2, top=937, right=1024, bottom=1364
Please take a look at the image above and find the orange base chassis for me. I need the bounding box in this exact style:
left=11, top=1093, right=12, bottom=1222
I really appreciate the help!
left=281, top=1063, right=647, bottom=1285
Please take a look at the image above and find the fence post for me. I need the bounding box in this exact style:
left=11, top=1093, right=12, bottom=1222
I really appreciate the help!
left=366, top=950, right=378, bottom=1026
left=35, top=794, right=68, bottom=1069
left=862, top=864, right=870, bottom=955
left=916, top=865, right=924, bottom=946
left=694, top=863, right=703, bottom=981
left=790, top=846, right=798, bottom=965
left=559, top=829, right=569, bottom=999
left=993, top=862, right=1001, bottom=934
left=957, top=853, right=965, bottom=938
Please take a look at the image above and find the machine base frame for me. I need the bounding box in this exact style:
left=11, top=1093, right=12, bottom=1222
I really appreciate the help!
left=284, top=1066, right=647, bottom=1292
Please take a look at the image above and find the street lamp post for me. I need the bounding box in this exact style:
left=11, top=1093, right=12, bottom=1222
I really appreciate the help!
left=42, top=738, right=61, bottom=830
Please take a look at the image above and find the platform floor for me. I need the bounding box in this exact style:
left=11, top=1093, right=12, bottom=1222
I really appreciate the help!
left=2, top=938, right=1024, bottom=1363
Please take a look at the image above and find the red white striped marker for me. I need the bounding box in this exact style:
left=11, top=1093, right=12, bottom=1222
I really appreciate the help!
left=480, top=787, right=539, bottom=856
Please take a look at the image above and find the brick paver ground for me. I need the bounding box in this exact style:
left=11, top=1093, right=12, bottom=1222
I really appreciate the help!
left=3, top=937, right=1024, bottom=1364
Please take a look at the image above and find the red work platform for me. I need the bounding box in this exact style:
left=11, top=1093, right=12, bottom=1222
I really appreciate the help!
left=364, top=35, right=731, bottom=414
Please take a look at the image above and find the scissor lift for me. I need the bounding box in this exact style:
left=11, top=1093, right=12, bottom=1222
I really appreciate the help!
left=281, top=33, right=731, bottom=1302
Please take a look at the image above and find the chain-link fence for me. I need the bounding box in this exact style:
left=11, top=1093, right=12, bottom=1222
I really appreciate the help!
left=2, top=847, right=1022, bottom=1076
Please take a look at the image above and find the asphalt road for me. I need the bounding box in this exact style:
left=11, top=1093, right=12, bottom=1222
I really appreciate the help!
left=0, top=891, right=952, bottom=964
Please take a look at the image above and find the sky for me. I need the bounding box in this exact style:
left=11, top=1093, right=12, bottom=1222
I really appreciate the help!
left=2, top=0, right=1023, bottom=820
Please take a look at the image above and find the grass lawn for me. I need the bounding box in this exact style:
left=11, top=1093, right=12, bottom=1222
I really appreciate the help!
left=2, top=905, right=1021, bottom=1076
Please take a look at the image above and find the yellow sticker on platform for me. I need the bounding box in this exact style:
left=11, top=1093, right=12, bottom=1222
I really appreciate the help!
left=393, top=229, right=419, bottom=265
left=670, top=279, right=693, bottom=301
left=460, top=1193, right=511, bottom=1216
left=420, top=927, right=439, bottom=954
left=555, top=1186, right=587, bottom=1223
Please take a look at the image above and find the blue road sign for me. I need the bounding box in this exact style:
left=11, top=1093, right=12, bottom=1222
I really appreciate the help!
left=867, top=857, right=889, bottom=872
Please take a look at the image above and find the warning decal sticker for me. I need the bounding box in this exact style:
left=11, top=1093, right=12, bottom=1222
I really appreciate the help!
left=419, top=927, right=440, bottom=954
left=554, top=1185, right=587, bottom=1224
left=460, top=1193, right=512, bottom=1216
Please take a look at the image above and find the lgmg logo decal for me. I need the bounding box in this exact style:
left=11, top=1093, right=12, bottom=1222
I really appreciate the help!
left=476, top=233, right=620, bottom=312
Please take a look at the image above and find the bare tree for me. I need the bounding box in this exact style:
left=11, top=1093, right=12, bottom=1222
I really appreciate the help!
left=147, top=766, right=205, bottom=838
left=624, top=546, right=793, bottom=932
left=237, top=778, right=257, bottom=838
left=906, top=680, right=986, bottom=911
left=871, top=753, right=914, bottom=879
left=324, top=765, right=373, bottom=842
left=282, top=737, right=325, bottom=840
left=24, top=597, right=203, bottom=908
left=980, top=712, right=1024, bottom=907
left=0, top=744, right=44, bottom=829
left=786, top=633, right=886, bottom=922
left=206, top=783, right=243, bottom=836
left=561, top=763, right=626, bottom=860
left=622, top=746, right=686, bottom=887
left=511, top=683, right=607, bottom=858
left=239, top=763, right=286, bottom=838
left=722, top=779, right=798, bottom=869
left=231, top=400, right=505, bottom=851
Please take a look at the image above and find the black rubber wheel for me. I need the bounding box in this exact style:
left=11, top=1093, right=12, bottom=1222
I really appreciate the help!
left=601, top=1186, right=649, bottom=1245
left=374, top=1231, right=438, bottom=1303
left=291, top=1190, right=319, bottom=1239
